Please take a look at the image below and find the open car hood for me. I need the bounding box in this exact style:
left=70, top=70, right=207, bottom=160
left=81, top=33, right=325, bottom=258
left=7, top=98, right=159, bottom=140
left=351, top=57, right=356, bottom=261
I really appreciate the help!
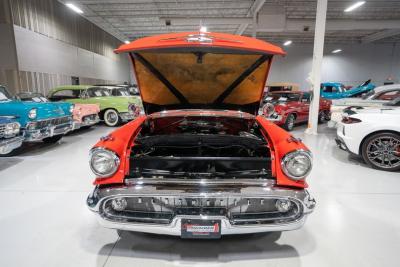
left=115, top=32, right=285, bottom=115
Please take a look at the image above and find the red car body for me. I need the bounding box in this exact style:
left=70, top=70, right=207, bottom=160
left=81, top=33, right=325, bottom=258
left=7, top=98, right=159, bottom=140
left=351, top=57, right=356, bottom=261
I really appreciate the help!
left=86, top=32, right=316, bottom=238
left=261, top=91, right=331, bottom=130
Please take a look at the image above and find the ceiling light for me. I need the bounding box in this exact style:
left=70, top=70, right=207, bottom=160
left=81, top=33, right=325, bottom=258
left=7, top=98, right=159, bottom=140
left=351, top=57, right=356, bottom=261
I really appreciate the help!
left=66, top=3, right=83, bottom=14
left=344, top=1, right=366, bottom=12
left=283, top=40, right=292, bottom=46
left=200, top=26, right=207, bottom=33
left=332, top=49, right=342, bottom=54
left=124, top=40, right=130, bottom=44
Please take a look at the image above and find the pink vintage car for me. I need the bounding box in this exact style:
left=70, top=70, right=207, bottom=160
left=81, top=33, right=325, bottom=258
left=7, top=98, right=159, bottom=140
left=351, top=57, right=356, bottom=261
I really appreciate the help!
left=16, top=92, right=100, bottom=131
left=71, top=103, right=100, bottom=130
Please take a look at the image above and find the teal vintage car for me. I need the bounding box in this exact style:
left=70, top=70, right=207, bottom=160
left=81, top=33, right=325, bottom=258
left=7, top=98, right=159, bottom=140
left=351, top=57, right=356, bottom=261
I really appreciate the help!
left=321, top=80, right=376, bottom=99
left=0, top=85, right=73, bottom=144
left=48, top=85, right=142, bottom=126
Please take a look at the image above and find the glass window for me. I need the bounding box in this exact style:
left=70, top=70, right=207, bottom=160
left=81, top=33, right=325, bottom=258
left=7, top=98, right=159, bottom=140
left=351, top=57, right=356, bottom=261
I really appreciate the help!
left=52, top=90, right=79, bottom=98
left=266, top=93, right=301, bottom=102
left=0, top=86, right=12, bottom=101
left=86, top=87, right=111, bottom=97
left=375, top=90, right=400, bottom=101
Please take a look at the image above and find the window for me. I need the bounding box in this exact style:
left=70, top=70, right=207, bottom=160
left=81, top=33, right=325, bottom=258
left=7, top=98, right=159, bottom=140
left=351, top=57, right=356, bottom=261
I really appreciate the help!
left=0, top=86, right=12, bottom=101
left=301, top=93, right=311, bottom=103
left=322, top=86, right=337, bottom=93
left=375, top=90, right=400, bottom=101
left=52, top=90, right=79, bottom=99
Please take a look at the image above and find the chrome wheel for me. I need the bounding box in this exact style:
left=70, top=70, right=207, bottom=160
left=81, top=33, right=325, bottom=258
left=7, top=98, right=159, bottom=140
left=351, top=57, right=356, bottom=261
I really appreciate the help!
left=365, top=135, right=400, bottom=170
left=104, top=109, right=120, bottom=127
left=284, top=114, right=295, bottom=131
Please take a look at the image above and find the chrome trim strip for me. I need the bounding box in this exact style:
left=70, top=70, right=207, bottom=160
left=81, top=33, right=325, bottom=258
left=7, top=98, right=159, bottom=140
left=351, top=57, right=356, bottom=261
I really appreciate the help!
left=95, top=214, right=307, bottom=236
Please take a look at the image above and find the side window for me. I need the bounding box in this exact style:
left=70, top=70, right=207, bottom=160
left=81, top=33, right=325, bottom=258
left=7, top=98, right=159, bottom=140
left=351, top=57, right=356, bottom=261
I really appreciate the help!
left=322, top=86, right=335, bottom=93
left=301, top=93, right=311, bottom=103
left=375, top=90, right=400, bottom=101
left=51, top=90, right=78, bottom=99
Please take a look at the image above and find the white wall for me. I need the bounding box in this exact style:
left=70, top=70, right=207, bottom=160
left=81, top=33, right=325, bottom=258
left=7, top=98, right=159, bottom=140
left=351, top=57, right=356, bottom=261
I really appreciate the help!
left=268, top=43, right=400, bottom=90
left=14, top=25, right=131, bottom=84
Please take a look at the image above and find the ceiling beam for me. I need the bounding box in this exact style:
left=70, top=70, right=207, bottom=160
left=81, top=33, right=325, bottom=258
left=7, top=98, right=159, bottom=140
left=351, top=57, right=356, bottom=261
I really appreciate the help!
left=235, top=0, right=265, bottom=35
left=256, top=19, right=400, bottom=32
left=159, top=17, right=252, bottom=26
left=361, top=29, right=400, bottom=43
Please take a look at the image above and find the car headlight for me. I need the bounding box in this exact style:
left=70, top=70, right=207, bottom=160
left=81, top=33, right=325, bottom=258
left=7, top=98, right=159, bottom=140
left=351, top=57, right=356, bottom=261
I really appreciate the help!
left=69, top=104, right=74, bottom=113
left=89, top=147, right=120, bottom=178
left=4, top=122, right=20, bottom=136
left=281, top=150, right=313, bottom=180
left=28, top=108, right=37, bottom=119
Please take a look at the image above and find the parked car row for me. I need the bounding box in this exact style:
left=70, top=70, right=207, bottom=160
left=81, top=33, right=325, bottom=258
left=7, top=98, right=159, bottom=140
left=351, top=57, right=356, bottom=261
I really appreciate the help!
left=0, top=84, right=142, bottom=155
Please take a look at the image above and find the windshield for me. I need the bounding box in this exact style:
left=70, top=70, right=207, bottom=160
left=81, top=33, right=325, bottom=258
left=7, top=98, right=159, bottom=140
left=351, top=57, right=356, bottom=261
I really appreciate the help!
left=18, top=92, right=48, bottom=102
left=265, top=93, right=301, bottom=102
left=0, top=86, right=12, bottom=101
left=86, top=87, right=111, bottom=97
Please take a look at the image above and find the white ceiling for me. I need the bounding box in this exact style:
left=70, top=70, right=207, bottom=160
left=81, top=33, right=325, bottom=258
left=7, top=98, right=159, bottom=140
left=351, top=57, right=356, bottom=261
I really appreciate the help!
left=58, top=0, right=400, bottom=45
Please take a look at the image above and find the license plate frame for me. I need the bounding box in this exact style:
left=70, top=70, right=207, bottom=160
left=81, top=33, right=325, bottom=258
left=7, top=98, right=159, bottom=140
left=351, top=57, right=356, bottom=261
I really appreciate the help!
left=181, top=219, right=221, bottom=239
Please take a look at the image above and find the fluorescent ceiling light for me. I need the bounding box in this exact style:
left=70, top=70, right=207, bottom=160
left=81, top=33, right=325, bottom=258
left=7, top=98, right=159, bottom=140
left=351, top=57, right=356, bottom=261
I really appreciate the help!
left=283, top=40, right=292, bottom=46
left=344, top=1, right=366, bottom=12
left=332, top=49, right=342, bottom=54
left=66, top=3, right=83, bottom=14
left=124, top=40, right=130, bottom=44
left=200, top=26, right=207, bottom=32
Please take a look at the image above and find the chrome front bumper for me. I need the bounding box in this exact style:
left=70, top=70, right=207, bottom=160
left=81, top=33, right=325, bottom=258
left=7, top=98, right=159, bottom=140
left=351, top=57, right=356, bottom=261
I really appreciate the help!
left=119, top=112, right=136, bottom=122
left=24, top=120, right=73, bottom=141
left=87, top=179, right=316, bottom=236
left=0, top=136, right=24, bottom=154
left=73, top=115, right=100, bottom=130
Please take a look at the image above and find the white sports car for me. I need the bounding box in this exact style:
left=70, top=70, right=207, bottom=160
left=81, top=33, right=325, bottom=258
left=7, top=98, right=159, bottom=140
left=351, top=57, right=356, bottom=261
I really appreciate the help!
left=335, top=97, right=400, bottom=171
left=329, top=84, right=400, bottom=128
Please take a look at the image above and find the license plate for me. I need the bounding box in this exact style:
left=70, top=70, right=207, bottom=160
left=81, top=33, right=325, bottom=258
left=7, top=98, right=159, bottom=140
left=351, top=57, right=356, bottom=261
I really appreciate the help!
left=181, top=219, right=221, bottom=239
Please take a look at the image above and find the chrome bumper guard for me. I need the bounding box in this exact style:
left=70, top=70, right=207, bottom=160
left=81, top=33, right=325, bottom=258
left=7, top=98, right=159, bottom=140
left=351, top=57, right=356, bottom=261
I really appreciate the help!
left=73, top=114, right=100, bottom=130
left=87, top=179, right=316, bottom=236
left=24, top=117, right=73, bottom=141
left=119, top=112, right=136, bottom=122
left=0, top=136, right=24, bottom=154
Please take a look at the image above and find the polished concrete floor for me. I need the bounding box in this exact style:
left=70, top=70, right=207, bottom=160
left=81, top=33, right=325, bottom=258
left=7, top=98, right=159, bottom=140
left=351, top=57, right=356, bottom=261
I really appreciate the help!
left=0, top=124, right=399, bottom=267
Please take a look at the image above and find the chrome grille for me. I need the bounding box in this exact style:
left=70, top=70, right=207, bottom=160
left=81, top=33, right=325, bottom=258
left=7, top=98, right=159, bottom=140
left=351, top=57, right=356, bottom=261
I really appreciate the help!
left=101, top=196, right=302, bottom=225
left=0, top=124, right=5, bottom=138
left=34, top=116, right=71, bottom=129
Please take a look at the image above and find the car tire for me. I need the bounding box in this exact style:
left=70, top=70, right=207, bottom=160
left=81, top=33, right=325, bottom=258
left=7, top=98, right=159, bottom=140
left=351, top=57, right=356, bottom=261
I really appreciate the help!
left=283, top=114, right=295, bottom=131
left=318, top=111, right=330, bottom=123
left=42, top=135, right=63, bottom=144
left=361, top=132, right=400, bottom=172
left=104, top=109, right=121, bottom=127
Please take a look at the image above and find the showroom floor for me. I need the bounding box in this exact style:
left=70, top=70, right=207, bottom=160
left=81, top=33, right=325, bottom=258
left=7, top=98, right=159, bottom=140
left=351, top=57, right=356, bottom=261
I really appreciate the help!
left=0, top=124, right=399, bottom=267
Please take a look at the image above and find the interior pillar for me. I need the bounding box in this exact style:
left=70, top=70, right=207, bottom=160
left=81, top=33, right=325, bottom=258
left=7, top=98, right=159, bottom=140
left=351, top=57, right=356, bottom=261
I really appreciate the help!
left=306, top=0, right=328, bottom=135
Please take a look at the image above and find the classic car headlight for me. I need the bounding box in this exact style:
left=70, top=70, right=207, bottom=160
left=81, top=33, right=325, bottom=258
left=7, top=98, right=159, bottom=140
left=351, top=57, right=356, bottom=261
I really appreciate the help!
left=28, top=108, right=37, bottom=119
left=69, top=104, right=74, bottom=113
left=4, top=122, right=20, bottom=136
left=89, top=148, right=120, bottom=178
left=281, top=150, right=313, bottom=180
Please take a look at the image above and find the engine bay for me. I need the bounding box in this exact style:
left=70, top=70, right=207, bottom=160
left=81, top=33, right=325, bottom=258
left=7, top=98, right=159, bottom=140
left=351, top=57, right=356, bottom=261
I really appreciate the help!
left=129, top=115, right=272, bottom=179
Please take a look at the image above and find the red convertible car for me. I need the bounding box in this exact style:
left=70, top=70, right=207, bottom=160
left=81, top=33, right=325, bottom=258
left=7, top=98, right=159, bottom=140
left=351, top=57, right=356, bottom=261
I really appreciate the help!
left=86, top=32, right=316, bottom=238
left=261, top=91, right=331, bottom=131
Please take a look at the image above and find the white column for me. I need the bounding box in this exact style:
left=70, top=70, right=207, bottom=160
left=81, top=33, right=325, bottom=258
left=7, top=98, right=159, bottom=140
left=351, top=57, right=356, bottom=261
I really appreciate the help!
left=306, top=0, right=328, bottom=135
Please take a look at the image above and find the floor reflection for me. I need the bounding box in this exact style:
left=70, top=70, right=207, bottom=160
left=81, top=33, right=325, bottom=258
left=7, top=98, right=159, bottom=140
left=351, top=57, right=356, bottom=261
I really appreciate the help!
left=99, top=231, right=301, bottom=263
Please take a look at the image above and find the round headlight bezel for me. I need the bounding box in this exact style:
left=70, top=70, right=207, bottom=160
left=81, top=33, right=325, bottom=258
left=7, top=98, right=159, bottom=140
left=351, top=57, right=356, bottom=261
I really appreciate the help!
left=89, top=147, right=120, bottom=178
left=28, top=108, right=37, bottom=119
left=4, top=122, right=20, bottom=136
left=281, top=149, right=313, bottom=180
left=69, top=104, right=74, bottom=113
